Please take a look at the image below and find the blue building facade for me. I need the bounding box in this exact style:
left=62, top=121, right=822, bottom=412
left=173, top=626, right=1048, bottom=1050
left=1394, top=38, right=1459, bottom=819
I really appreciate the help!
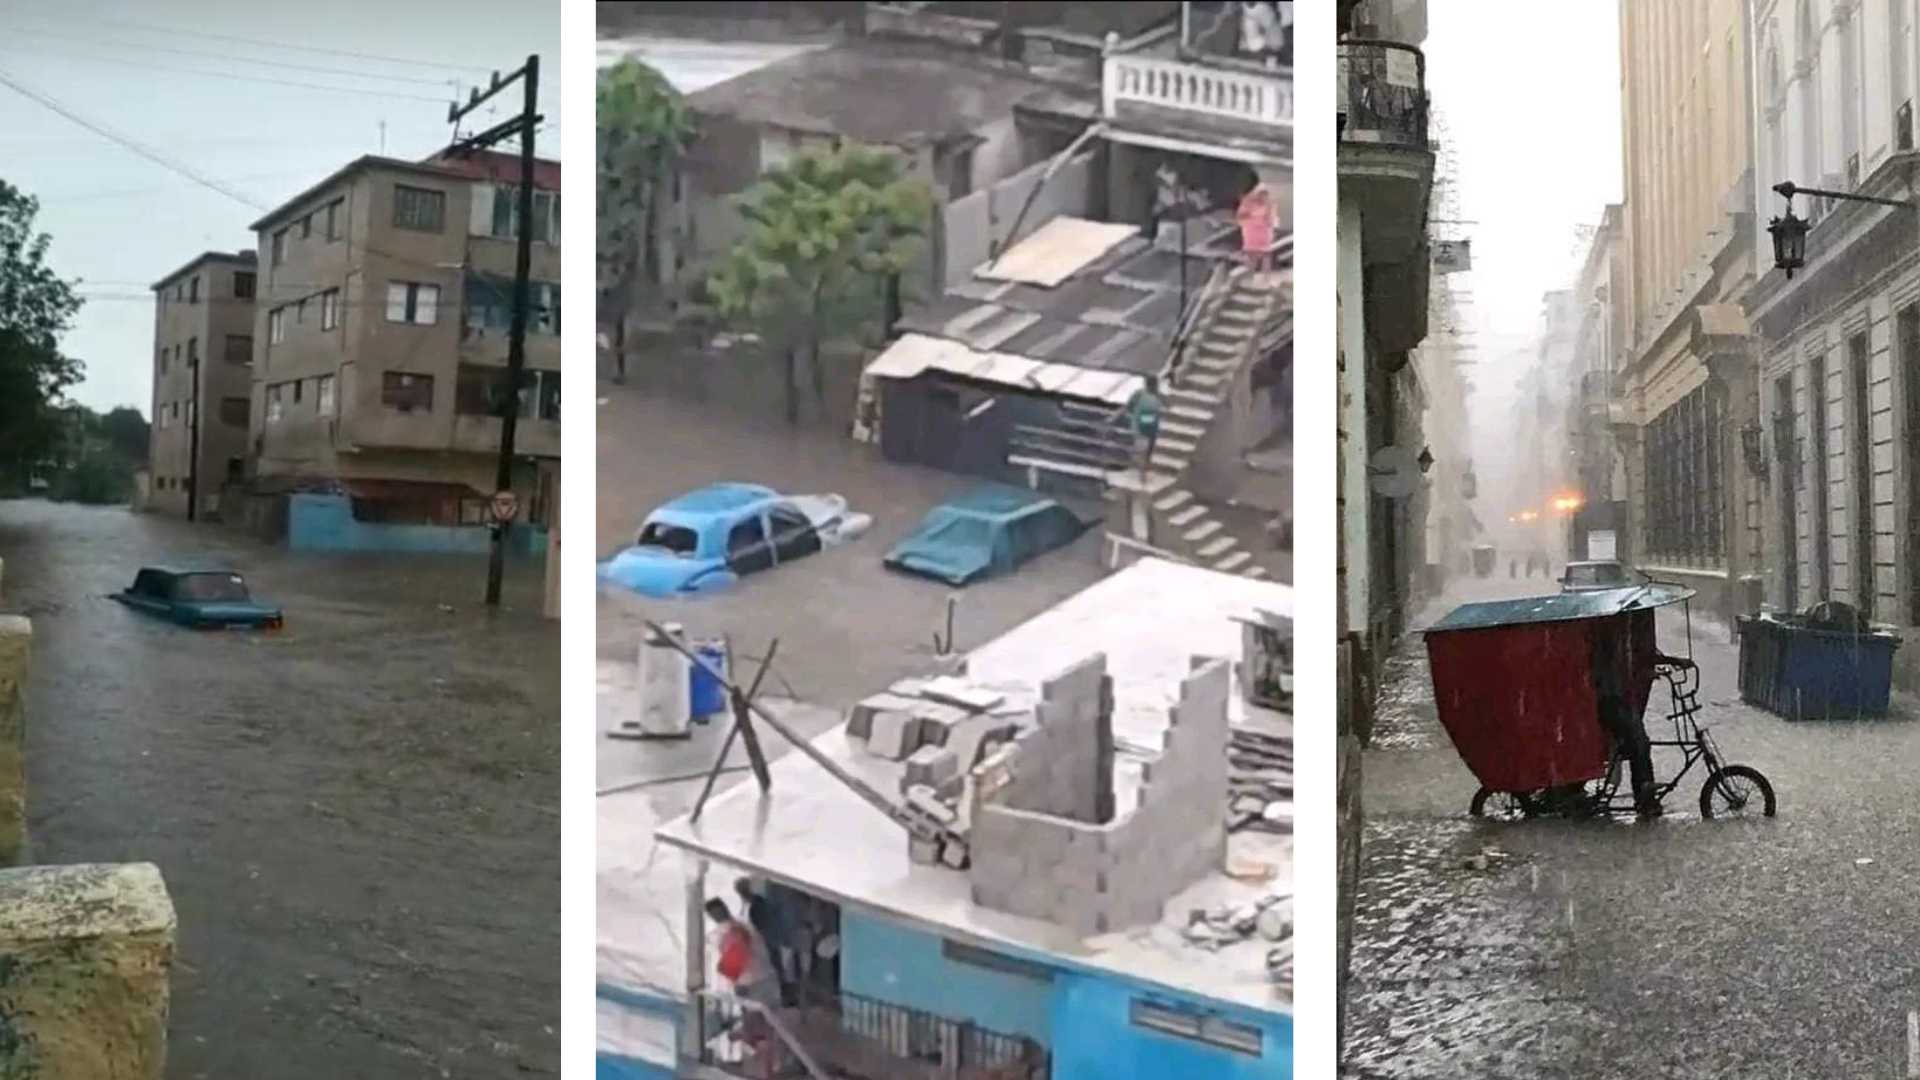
left=839, top=909, right=1291, bottom=1079
left=287, top=492, right=548, bottom=555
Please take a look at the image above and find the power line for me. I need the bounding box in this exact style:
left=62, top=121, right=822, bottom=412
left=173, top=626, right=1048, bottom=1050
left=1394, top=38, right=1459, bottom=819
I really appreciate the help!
left=0, top=65, right=269, bottom=209
left=0, top=44, right=454, bottom=103
left=0, top=24, right=460, bottom=88
left=0, top=7, right=494, bottom=76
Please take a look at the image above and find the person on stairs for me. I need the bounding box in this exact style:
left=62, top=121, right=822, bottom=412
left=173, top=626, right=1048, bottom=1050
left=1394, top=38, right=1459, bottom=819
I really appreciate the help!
left=1128, top=376, right=1165, bottom=476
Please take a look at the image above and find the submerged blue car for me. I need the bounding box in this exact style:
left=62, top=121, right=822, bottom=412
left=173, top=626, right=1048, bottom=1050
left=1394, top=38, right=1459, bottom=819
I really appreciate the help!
left=112, top=567, right=284, bottom=630
left=884, top=486, right=1091, bottom=586
left=601, top=483, right=869, bottom=598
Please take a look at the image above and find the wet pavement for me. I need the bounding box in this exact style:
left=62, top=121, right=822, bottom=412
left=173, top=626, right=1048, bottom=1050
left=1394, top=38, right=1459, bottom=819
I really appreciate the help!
left=0, top=500, right=557, bottom=1079
left=1345, top=575, right=1920, bottom=1078
left=596, top=382, right=1108, bottom=712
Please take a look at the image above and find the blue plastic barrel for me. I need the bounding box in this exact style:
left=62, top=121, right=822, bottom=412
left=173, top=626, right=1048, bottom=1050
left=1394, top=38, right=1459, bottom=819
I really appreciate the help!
left=688, top=641, right=729, bottom=718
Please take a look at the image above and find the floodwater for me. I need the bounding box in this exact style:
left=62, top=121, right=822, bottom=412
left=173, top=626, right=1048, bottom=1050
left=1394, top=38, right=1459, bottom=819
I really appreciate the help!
left=0, top=501, right=557, bottom=1079
left=1347, top=575, right=1920, bottom=1078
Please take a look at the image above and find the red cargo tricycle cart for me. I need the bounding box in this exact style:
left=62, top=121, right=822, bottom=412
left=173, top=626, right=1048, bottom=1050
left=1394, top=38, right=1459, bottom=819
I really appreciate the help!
left=1425, top=584, right=1777, bottom=821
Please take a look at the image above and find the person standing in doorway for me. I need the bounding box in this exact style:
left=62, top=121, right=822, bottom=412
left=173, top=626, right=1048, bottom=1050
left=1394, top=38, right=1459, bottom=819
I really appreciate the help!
left=705, top=897, right=781, bottom=1075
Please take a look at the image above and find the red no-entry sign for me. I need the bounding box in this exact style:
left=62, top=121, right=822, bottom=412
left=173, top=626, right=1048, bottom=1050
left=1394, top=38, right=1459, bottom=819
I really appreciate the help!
left=489, top=490, right=520, bottom=524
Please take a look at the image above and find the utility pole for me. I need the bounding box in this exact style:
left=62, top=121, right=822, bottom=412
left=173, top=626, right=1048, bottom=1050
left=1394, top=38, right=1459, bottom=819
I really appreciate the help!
left=449, top=54, right=542, bottom=606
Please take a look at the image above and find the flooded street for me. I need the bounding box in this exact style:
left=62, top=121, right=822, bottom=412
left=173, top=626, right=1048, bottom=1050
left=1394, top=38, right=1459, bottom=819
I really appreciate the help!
left=596, top=382, right=1108, bottom=710
left=0, top=500, right=557, bottom=1079
left=1346, top=577, right=1920, bottom=1078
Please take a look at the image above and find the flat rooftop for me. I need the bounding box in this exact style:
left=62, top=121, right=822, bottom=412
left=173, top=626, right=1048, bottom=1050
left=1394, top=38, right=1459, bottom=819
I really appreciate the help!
left=655, top=558, right=1294, bottom=1013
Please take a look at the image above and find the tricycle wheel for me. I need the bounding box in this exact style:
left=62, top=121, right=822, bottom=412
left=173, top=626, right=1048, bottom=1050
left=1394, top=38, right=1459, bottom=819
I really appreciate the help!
left=1699, top=765, right=1776, bottom=820
left=1469, top=787, right=1534, bottom=822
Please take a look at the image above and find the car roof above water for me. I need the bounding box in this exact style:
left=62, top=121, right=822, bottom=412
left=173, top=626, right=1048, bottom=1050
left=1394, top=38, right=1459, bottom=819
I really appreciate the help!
left=651, top=483, right=780, bottom=521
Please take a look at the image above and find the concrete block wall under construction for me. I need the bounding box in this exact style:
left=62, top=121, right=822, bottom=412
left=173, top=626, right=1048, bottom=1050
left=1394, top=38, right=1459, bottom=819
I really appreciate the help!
left=968, top=655, right=1231, bottom=936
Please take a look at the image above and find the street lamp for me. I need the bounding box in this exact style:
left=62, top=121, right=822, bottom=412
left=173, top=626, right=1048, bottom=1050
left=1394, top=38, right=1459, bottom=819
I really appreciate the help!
left=1769, top=180, right=1914, bottom=277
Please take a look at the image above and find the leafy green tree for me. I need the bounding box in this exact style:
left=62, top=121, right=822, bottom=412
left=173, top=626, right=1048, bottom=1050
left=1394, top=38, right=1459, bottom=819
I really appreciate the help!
left=597, top=58, right=692, bottom=384
left=97, top=406, right=148, bottom=463
left=0, top=181, right=83, bottom=477
left=706, top=144, right=930, bottom=423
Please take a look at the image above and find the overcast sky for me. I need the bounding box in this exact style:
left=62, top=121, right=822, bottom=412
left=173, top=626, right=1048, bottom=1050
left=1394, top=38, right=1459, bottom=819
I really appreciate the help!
left=0, top=0, right=560, bottom=415
left=1422, top=1, right=1622, bottom=510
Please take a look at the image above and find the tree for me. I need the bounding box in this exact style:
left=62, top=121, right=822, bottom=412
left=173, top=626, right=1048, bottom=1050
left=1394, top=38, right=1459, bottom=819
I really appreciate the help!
left=0, top=181, right=83, bottom=477
left=97, top=406, right=148, bottom=463
left=597, top=58, right=692, bottom=384
left=706, top=144, right=930, bottom=424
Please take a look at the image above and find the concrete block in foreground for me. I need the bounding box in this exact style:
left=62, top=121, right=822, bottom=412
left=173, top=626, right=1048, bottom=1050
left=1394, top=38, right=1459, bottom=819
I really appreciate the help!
left=0, top=862, right=176, bottom=1078
left=0, top=616, right=30, bottom=865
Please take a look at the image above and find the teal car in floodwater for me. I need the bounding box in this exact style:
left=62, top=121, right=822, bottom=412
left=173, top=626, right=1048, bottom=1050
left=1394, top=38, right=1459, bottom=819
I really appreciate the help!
left=111, top=567, right=284, bottom=630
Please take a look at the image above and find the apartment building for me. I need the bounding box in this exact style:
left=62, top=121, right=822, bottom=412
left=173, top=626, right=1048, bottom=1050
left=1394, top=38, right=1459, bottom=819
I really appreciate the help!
left=1613, top=0, right=1762, bottom=626
left=147, top=251, right=259, bottom=519
left=1745, top=0, right=1920, bottom=682
left=245, top=149, right=560, bottom=542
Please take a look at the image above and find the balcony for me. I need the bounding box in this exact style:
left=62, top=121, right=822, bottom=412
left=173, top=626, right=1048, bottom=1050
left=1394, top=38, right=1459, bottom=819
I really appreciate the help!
left=1338, top=40, right=1427, bottom=148
left=691, top=989, right=1049, bottom=1080
left=1339, top=39, right=1433, bottom=270
left=1101, top=51, right=1292, bottom=166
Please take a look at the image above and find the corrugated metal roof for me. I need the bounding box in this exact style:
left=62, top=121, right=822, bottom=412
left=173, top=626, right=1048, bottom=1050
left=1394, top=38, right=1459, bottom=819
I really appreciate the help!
left=864, top=333, right=1143, bottom=405
left=975, top=217, right=1141, bottom=287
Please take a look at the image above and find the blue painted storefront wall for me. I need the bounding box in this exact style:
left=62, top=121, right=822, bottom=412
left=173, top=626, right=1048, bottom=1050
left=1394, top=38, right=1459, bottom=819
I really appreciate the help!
left=287, top=493, right=548, bottom=555
left=840, top=908, right=1057, bottom=1045
left=596, top=981, right=679, bottom=1080
left=839, top=909, right=1291, bottom=1079
left=595, top=1053, right=675, bottom=1080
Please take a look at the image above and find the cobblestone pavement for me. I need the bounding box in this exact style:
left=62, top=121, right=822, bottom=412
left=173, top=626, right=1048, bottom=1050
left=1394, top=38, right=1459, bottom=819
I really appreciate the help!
left=1347, top=576, right=1920, bottom=1079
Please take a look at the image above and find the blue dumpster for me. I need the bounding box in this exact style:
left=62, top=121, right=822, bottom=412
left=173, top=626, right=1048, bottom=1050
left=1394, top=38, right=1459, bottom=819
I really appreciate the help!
left=1738, top=615, right=1898, bottom=720
left=688, top=640, right=729, bottom=718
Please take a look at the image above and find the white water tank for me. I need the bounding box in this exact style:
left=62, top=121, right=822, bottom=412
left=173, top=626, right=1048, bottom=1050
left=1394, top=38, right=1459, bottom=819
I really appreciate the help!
left=635, top=622, right=693, bottom=738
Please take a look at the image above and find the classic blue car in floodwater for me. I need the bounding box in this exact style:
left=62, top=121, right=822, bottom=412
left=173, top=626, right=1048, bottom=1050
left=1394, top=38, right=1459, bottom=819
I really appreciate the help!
left=600, top=483, right=872, bottom=598
left=111, top=567, right=284, bottom=630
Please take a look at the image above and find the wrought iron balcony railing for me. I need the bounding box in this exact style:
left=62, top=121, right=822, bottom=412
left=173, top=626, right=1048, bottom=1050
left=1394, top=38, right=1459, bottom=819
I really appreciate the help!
left=1337, top=39, right=1428, bottom=148
left=693, top=988, right=1050, bottom=1080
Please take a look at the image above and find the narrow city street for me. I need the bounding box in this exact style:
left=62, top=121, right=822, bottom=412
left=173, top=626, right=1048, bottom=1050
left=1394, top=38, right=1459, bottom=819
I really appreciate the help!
left=1345, top=576, right=1920, bottom=1079
left=0, top=501, right=559, bottom=1079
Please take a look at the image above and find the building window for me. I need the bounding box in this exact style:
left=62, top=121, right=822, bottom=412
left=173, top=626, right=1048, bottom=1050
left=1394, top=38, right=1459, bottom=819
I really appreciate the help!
left=224, top=334, right=252, bottom=366
left=940, top=940, right=1055, bottom=983
left=186, top=337, right=198, bottom=369
left=271, top=228, right=287, bottom=266
left=226, top=457, right=244, bottom=482
left=299, top=212, right=312, bottom=240
left=1128, top=999, right=1264, bottom=1057
left=295, top=297, right=308, bottom=325
left=317, top=374, right=336, bottom=418
left=489, top=186, right=560, bottom=244
left=1644, top=384, right=1725, bottom=565
left=1811, top=352, right=1834, bottom=596
left=386, top=282, right=440, bottom=325
left=157, top=346, right=167, bottom=374
left=527, top=369, right=561, bottom=422
left=219, top=397, right=249, bottom=427
left=188, top=276, right=200, bottom=304
left=292, top=378, right=304, bottom=404
left=320, top=288, right=340, bottom=331
left=324, top=198, right=343, bottom=241
left=381, top=371, right=434, bottom=412
left=1849, top=332, right=1875, bottom=614
left=392, top=184, right=447, bottom=233
left=268, top=307, right=286, bottom=345
left=266, top=385, right=284, bottom=423
left=464, top=276, right=560, bottom=336
left=456, top=363, right=501, bottom=416
left=234, top=270, right=256, bottom=300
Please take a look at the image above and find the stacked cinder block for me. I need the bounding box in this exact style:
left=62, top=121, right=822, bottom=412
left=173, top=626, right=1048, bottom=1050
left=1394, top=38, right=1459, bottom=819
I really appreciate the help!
left=969, top=656, right=1232, bottom=937
left=848, top=684, right=1020, bottom=799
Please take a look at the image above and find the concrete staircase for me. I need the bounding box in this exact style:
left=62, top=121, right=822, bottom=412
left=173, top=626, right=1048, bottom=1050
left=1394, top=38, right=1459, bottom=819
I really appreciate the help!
left=1135, top=267, right=1290, bottom=582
